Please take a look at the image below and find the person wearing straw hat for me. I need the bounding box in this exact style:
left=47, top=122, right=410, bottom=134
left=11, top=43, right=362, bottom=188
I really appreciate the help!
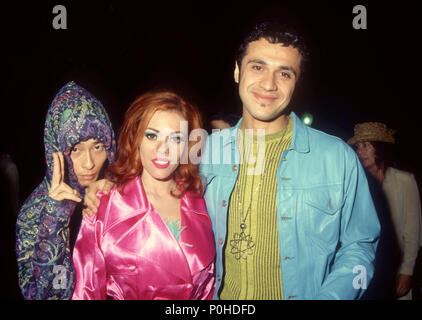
left=349, top=122, right=422, bottom=300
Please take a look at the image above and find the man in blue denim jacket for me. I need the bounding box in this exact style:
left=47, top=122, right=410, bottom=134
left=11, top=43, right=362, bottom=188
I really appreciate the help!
left=200, top=22, right=380, bottom=300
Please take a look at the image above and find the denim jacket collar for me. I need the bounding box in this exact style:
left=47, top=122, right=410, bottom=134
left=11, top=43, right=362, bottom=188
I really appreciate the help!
left=224, top=111, right=310, bottom=153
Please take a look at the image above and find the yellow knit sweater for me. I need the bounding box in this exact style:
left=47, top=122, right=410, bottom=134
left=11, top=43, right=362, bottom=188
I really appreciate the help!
left=220, top=117, right=293, bottom=300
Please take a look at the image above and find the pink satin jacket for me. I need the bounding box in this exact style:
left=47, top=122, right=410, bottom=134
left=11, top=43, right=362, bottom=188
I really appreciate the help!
left=72, top=177, right=216, bottom=300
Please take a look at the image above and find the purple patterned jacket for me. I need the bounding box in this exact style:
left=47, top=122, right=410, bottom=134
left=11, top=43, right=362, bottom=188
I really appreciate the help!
left=16, top=82, right=116, bottom=299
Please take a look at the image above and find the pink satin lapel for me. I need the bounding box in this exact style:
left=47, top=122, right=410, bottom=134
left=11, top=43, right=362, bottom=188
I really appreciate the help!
left=110, top=209, right=192, bottom=283
left=72, top=200, right=107, bottom=300
left=179, top=193, right=216, bottom=276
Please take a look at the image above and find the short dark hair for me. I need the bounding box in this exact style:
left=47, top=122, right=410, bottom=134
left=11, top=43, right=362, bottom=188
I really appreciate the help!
left=236, top=21, right=308, bottom=73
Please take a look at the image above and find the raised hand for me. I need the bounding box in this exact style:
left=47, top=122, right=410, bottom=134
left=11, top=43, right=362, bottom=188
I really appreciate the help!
left=82, top=179, right=115, bottom=217
left=48, top=152, right=81, bottom=202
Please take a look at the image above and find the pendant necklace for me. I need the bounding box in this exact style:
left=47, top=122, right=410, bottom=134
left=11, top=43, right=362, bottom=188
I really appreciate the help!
left=230, top=120, right=289, bottom=260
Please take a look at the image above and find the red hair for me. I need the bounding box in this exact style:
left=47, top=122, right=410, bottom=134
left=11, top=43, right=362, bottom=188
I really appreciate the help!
left=106, top=90, right=204, bottom=197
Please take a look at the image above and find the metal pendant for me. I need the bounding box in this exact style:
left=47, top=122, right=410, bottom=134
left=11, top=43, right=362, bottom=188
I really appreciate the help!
left=230, top=230, right=256, bottom=260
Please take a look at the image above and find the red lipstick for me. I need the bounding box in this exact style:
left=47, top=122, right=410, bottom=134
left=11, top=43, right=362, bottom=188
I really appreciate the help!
left=152, top=158, right=170, bottom=169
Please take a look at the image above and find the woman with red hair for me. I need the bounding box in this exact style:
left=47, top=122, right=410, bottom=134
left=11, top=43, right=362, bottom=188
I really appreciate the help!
left=72, top=90, right=215, bottom=300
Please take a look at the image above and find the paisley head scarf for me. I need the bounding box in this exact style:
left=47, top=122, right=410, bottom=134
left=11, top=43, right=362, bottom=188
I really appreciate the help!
left=43, top=81, right=116, bottom=195
left=16, top=82, right=116, bottom=300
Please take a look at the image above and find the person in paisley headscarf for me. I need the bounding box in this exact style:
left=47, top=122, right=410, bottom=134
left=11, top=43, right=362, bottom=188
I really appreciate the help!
left=16, top=81, right=116, bottom=300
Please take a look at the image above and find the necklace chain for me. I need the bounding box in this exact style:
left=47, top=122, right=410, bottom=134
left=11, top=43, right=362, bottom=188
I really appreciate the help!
left=230, top=119, right=290, bottom=260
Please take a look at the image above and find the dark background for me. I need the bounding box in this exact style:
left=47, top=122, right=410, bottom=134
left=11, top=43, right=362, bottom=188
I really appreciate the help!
left=2, top=0, right=420, bottom=199
left=1, top=0, right=420, bottom=299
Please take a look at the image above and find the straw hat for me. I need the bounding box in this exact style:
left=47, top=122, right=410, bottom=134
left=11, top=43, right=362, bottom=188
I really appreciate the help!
left=347, top=122, right=396, bottom=145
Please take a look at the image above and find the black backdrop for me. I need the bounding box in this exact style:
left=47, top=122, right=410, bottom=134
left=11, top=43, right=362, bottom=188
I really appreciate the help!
left=2, top=1, right=420, bottom=199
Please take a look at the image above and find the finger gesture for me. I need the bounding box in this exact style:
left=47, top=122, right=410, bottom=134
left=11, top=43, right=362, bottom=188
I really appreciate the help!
left=82, top=179, right=115, bottom=217
left=48, top=152, right=81, bottom=202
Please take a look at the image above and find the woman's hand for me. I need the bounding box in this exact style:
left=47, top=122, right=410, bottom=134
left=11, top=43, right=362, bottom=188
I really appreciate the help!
left=48, top=152, right=82, bottom=202
left=82, top=179, right=115, bottom=218
left=395, top=273, right=412, bottom=298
